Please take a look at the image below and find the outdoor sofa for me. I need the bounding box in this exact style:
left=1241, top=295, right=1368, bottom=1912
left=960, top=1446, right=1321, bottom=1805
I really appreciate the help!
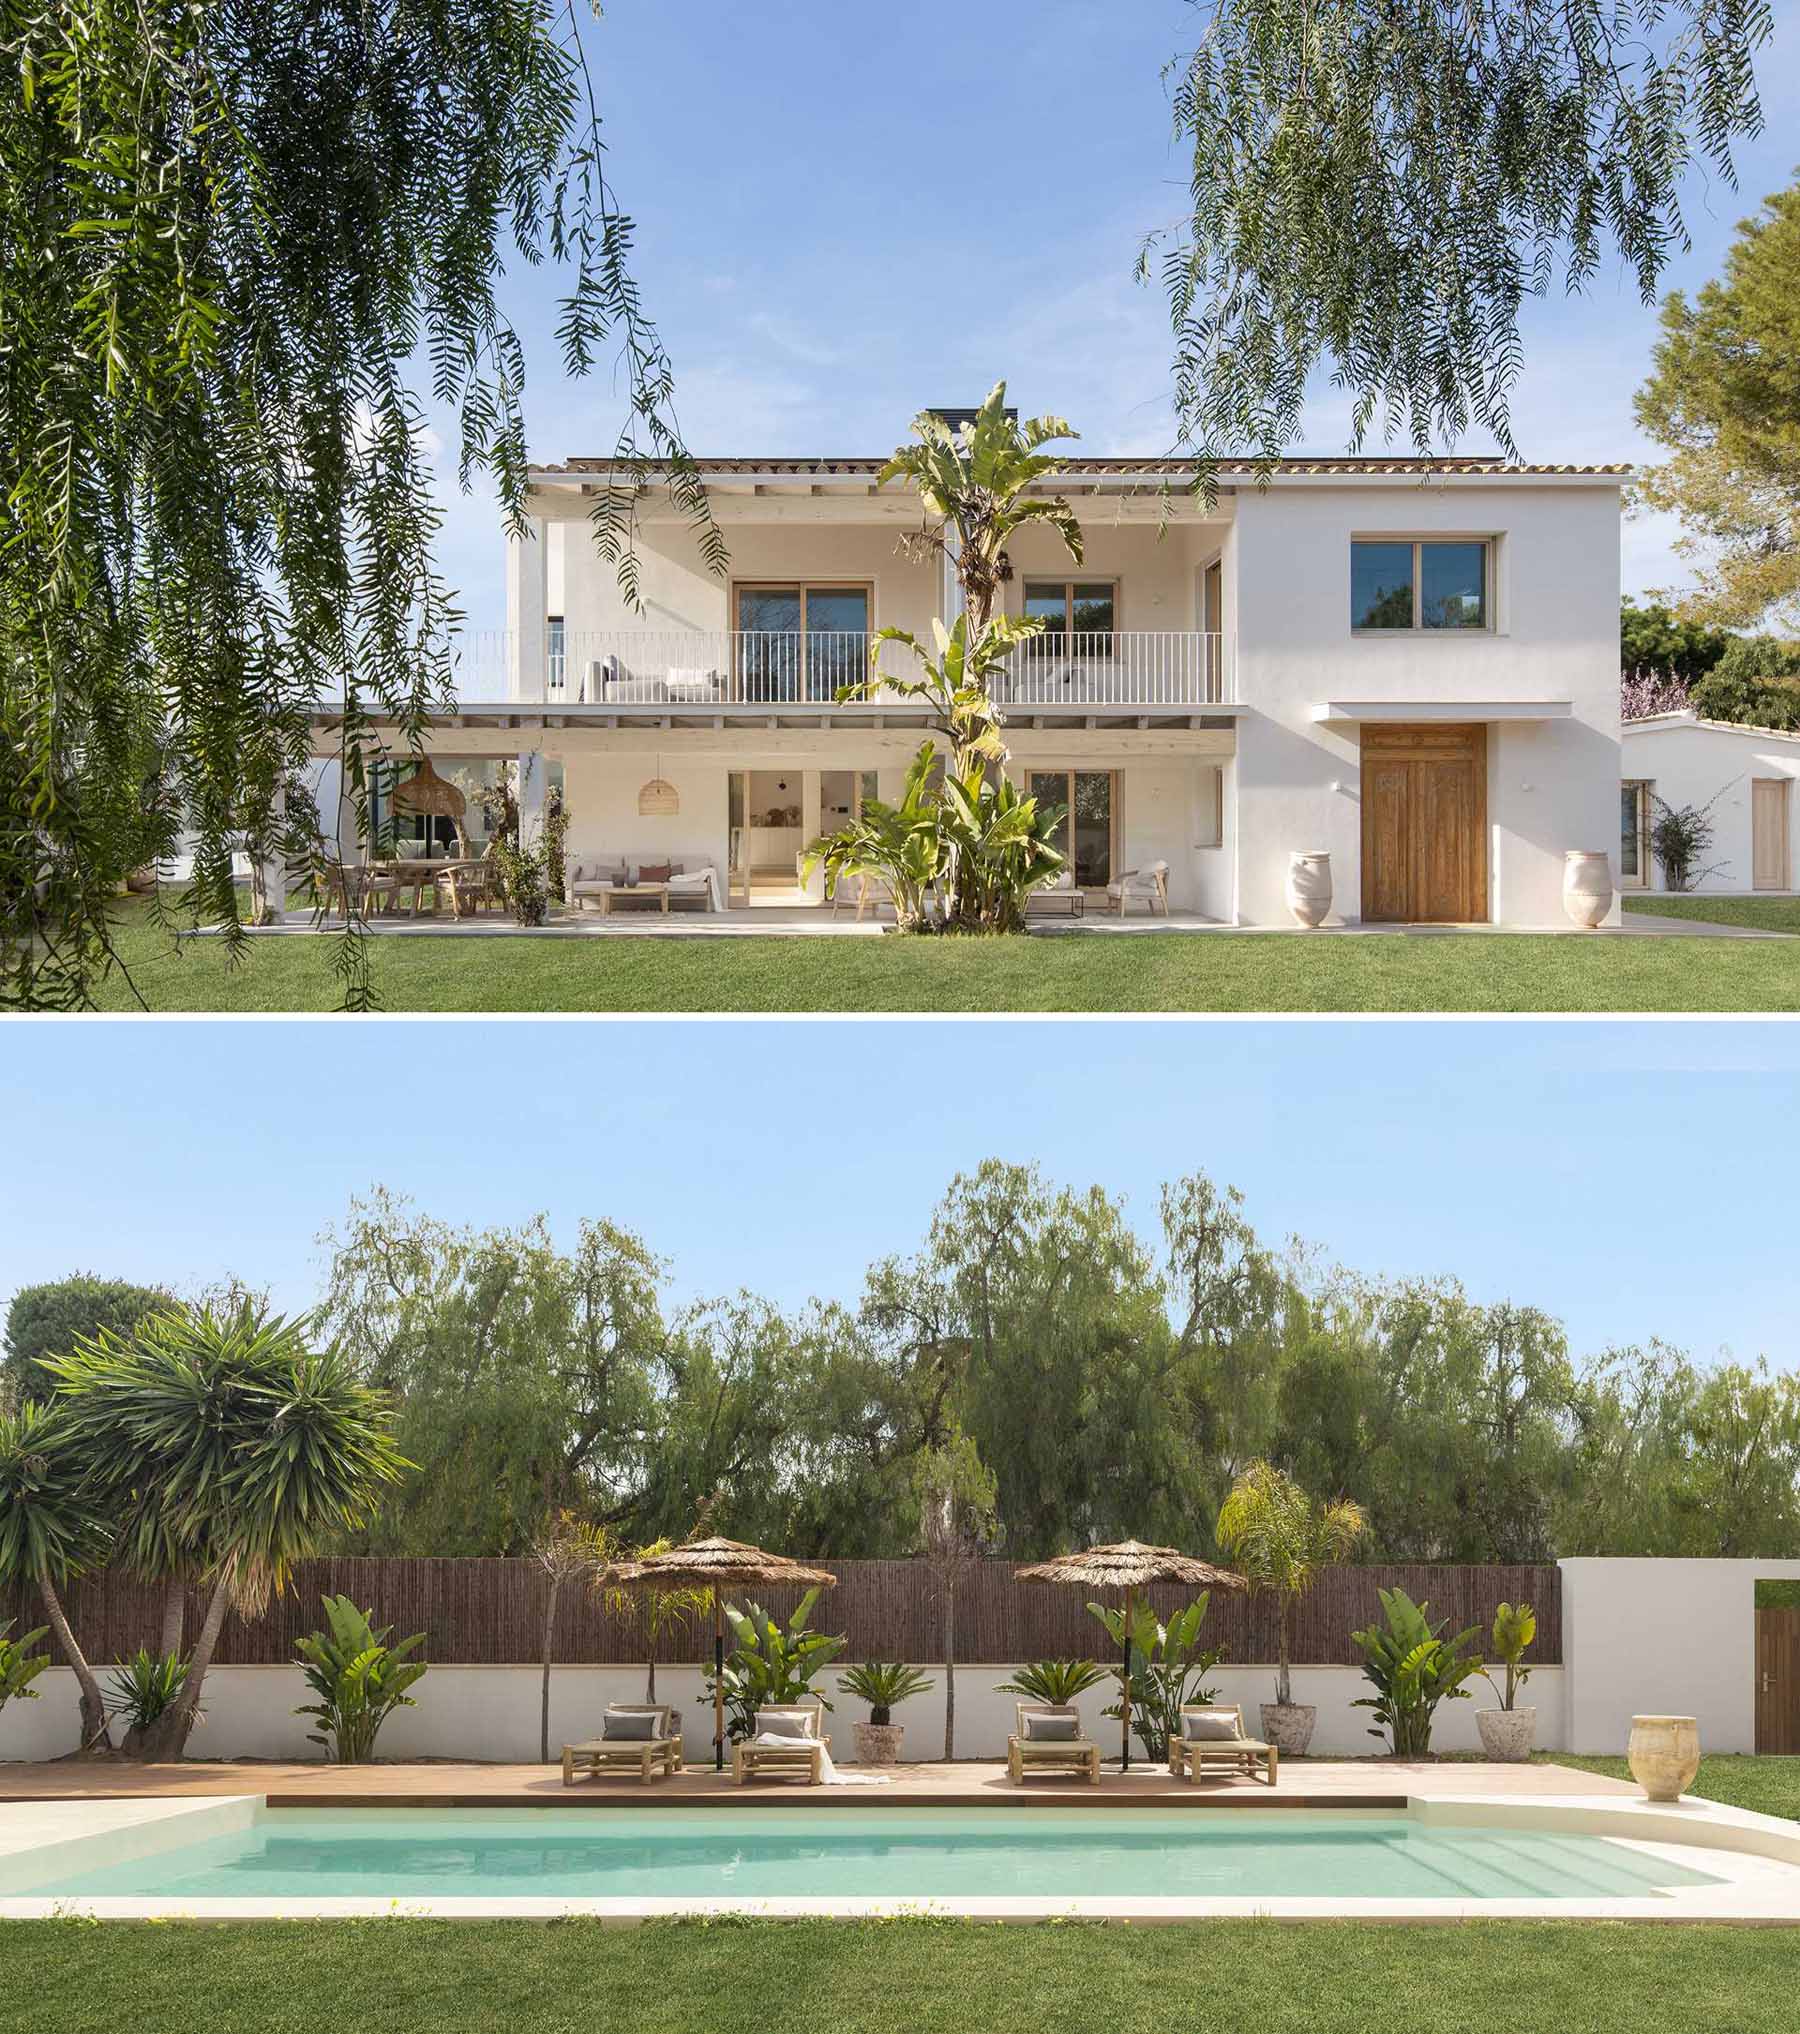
left=562, top=1702, right=683, bottom=1785
left=566, top=859, right=721, bottom=913
left=1007, top=1701, right=1101, bottom=1785
left=1169, top=1703, right=1278, bottom=1785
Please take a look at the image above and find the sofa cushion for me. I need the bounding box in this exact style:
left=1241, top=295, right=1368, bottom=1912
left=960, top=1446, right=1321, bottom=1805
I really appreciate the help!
left=754, top=1709, right=815, bottom=1740
left=601, top=1709, right=659, bottom=1741
left=1182, top=1709, right=1241, bottom=1742
left=639, top=861, right=673, bottom=884
left=1022, top=1712, right=1079, bottom=1742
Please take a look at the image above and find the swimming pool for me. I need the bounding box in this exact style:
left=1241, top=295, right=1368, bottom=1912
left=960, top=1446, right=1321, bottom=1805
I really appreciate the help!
left=23, top=1806, right=1729, bottom=1904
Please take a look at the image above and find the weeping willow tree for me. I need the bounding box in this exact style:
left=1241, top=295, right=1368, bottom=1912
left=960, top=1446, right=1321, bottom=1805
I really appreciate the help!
left=1151, top=0, right=1774, bottom=479
left=0, top=0, right=721, bottom=1010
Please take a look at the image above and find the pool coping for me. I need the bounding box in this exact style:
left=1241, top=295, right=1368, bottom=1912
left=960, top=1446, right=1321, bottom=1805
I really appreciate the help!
left=4, top=1790, right=1800, bottom=1923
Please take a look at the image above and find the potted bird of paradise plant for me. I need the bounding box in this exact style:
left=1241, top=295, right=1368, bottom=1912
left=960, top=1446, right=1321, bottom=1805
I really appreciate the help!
left=1475, top=1601, right=1537, bottom=1761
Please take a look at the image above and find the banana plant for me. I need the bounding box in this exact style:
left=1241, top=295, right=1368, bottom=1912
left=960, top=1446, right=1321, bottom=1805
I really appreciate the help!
left=1087, top=1594, right=1228, bottom=1763
left=0, top=1622, right=48, bottom=1714
left=1351, top=1587, right=1483, bottom=1757
left=293, top=1595, right=428, bottom=1763
left=803, top=743, right=945, bottom=931
left=710, top=1589, right=846, bottom=1742
left=1482, top=1601, right=1537, bottom=1712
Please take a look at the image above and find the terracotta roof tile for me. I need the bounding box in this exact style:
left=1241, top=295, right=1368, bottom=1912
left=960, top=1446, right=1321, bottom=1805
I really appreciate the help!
left=535, top=455, right=1630, bottom=479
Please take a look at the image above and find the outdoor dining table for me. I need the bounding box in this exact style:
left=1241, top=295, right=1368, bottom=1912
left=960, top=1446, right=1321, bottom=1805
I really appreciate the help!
left=365, top=858, right=457, bottom=917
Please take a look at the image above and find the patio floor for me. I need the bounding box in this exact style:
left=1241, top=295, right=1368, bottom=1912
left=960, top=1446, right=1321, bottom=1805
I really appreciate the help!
left=0, top=1757, right=1641, bottom=1810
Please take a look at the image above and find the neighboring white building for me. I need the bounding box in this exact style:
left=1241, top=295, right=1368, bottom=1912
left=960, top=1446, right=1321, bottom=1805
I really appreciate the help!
left=310, top=445, right=1630, bottom=925
left=1620, top=710, right=1799, bottom=895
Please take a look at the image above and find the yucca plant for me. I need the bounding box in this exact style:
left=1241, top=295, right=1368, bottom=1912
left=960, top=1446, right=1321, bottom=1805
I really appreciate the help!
left=293, top=1595, right=428, bottom=1763
left=836, top=1660, right=934, bottom=1726
left=104, top=1649, right=196, bottom=1746
left=1351, top=1587, right=1483, bottom=1757
left=42, top=1301, right=411, bottom=1760
left=710, top=1590, right=846, bottom=1742
left=1088, top=1596, right=1227, bottom=1763
left=993, top=1658, right=1108, bottom=1707
left=0, top=1621, right=49, bottom=1714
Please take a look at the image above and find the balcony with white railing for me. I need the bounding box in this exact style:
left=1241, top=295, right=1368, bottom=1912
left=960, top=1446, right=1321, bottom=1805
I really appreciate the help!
left=455, top=629, right=1234, bottom=710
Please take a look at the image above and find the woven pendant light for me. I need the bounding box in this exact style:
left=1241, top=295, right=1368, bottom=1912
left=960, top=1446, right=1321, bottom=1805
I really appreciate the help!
left=638, top=750, right=678, bottom=817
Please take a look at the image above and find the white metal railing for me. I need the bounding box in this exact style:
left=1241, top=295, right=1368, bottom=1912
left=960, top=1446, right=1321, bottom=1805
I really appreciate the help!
left=452, top=628, right=1234, bottom=708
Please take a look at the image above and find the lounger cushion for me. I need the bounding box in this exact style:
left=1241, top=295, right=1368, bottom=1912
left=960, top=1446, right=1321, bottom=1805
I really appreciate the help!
left=753, top=1710, right=815, bottom=1739
left=601, top=1710, right=659, bottom=1740
left=1182, top=1710, right=1240, bottom=1741
left=1021, top=1713, right=1079, bottom=1741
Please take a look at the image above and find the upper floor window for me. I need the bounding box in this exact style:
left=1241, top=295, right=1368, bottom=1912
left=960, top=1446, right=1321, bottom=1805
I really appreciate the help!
left=1024, top=580, right=1118, bottom=643
left=734, top=583, right=870, bottom=701
left=1351, top=540, right=1489, bottom=632
left=546, top=614, right=566, bottom=694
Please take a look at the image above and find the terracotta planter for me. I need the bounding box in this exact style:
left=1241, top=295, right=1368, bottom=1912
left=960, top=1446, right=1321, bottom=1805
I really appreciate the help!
left=1476, top=1706, right=1537, bottom=1762
left=1628, top=1714, right=1700, bottom=1801
left=1562, top=850, right=1614, bottom=929
left=853, top=1720, right=904, bottom=1766
left=1259, top=1702, right=1317, bottom=1757
left=1285, top=852, right=1333, bottom=928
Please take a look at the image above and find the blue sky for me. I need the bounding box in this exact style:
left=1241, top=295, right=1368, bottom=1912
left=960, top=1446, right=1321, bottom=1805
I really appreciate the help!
left=426, top=0, right=1800, bottom=634
left=3, top=1019, right=1795, bottom=1370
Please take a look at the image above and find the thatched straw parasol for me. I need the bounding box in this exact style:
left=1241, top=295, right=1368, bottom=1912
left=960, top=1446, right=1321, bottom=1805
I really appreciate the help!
left=602, top=1537, right=837, bottom=1771
left=388, top=758, right=467, bottom=847
left=1014, top=1540, right=1246, bottom=1770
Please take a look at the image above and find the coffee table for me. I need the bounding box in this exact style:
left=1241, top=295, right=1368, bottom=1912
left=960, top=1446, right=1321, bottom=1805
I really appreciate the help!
left=600, top=881, right=670, bottom=915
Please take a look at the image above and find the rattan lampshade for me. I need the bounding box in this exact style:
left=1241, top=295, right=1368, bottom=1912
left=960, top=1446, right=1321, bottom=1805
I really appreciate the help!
left=638, top=775, right=679, bottom=817
left=388, top=758, right=467, bottom=824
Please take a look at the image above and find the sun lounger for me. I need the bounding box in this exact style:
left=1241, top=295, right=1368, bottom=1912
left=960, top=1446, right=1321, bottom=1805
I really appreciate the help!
left=562, top=1702, right=683, bottom=1784
left=732, top=1699, right=827, bottom=1785
left=1170, top=1703, right=1278, bottom=1785
left=1007, top=1701, right=1101, bottom=1785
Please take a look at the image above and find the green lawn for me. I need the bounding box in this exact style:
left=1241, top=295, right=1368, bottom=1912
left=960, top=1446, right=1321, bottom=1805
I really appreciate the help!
left=1624, top=894, right=1800, bottom=934
left=1545, top=1752, right=1800, bottom=1822
left=6, top=1917, right=1800, bottom=2034
left=60, top=898, right=1800, bottom=1012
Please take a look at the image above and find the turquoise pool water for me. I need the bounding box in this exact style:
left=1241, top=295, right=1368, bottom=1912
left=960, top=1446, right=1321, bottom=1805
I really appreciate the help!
left=35, top=1809, right=1725, bottom=1902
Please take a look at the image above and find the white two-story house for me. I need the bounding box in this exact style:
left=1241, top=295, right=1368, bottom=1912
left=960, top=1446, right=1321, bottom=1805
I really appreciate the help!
left=311, top=441, right=1627, bottom=926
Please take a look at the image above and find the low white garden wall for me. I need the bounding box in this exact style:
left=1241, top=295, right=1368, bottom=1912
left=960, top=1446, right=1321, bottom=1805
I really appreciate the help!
left=1, top=1662, right=1567, bottom=1767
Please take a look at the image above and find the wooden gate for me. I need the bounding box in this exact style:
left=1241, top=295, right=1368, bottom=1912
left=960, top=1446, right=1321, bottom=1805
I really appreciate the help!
left=1752, top=779, right=1791, bottom=891
left=1360, top=723, right=1488, bottom=922
left=1756, top=1606, right=1800, bottom=1753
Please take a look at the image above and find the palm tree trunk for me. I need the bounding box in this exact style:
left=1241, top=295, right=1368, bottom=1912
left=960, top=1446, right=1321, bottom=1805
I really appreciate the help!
left=1276, top=1597, right=1291, bottom=1709
left=133, top=1565, right=231, bottom=1761
left=36, top=1564, right=109, bottom=1753
left=160, top=1577, right=186, bottom=1659
left=942, top=1574, right=956, bottom=1761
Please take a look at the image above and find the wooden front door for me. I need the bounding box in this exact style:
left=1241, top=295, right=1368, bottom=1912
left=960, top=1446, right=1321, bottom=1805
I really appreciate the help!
left=1360, top=724, right=1488, bottom=922
left=1756, top=1607, right=1800, bottom=1753
left=1752, top=779, right=1790, bottom=890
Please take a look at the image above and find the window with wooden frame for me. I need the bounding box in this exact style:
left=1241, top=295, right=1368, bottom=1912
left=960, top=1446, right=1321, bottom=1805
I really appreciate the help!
left=1022, top=580, right=1119, bottom=648
left=1350, top=540, right=1491, bottom=632
left=733, top=583, right=872, bottom=701
left=1620, top=780, right=1652, bottom=888
left=1027, top=769, right=1118, bottom=887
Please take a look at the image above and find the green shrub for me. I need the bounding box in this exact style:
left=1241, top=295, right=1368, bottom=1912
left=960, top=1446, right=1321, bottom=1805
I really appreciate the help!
left=836, top=1660, right=935, bottom=1726
left=104, top=1649, right=193, bottom=1734
left=0, top=1621, right=49, bottom=1712
left=293, top=1595, right=427, bottom=1762
left=1088, top=1596, right=1226, bottom=1762
left=993, top=1658, right=1108, bottom=1707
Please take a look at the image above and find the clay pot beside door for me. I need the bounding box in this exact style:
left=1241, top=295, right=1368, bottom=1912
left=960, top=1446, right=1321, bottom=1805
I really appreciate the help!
left=1562, top=850, right=1614, bottom=929
left=1286, top=852, right=1333, bottom=928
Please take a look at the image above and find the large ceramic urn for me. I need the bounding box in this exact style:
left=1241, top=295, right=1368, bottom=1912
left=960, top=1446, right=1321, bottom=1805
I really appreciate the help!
left=1562, top=850, right=1614, bottom=930
left=1627, top=1714, right=1700, bottom=1801
left=1285, top=852, right=1333, bottom=929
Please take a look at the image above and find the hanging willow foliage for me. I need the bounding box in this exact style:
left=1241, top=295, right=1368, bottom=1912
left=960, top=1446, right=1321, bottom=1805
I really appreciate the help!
left=0, top=0, right=722, bottom=1009
left=1150, top=0, right=1773, bottom=486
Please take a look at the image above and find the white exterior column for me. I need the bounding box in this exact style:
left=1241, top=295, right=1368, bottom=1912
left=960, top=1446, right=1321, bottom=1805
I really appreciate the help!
left=800, top=770, right=823, bottom=899
left=941, top=527, right=964, bottom=626
left=507, top=515, right=548, bottom=702
left=517, top=750, right=546, bottom=849
left=248, top=781, right=291, bottom=926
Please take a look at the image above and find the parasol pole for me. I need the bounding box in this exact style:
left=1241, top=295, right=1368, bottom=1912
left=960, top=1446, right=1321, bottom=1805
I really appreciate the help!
left=713, top=1591, right=726, bottom=1773
left=1121, top=1583, right=1134, bottom=1771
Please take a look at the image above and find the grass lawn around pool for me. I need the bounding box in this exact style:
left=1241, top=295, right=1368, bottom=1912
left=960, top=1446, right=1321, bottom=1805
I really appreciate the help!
left=6, top=1916, right=1800, bottom=2034
left=1544, top=1752, right=1800, bottom=1822
left=1624, top=894, right=1800, bottom=934
left=53, top=897, right=1800, bottom=1013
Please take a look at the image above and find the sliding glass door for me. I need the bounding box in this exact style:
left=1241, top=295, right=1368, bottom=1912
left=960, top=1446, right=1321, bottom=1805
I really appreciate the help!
left=1028, top=770, right=1116, bottom=886
left=735, top=585, right=870, bottom=702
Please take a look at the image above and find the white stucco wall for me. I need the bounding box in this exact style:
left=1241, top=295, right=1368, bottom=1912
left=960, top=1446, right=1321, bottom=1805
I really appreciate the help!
left=1561, top=1558, right=1800, bottom=1754
left=1620, top=714, right=1800, bottom=894
left=1231, top=480, right=1623, bottom=925
left=1, top=1662, right=1565, bottom=1766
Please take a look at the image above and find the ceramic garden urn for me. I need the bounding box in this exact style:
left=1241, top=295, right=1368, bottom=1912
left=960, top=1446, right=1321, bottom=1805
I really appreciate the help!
left=1259, top=1702, right=1317, bottom=1757
left=1628, top=1714, right=1701, bottom=1801
left=853, top=1720, right=905, bottom=1766
left=1476, top=1705, right=1537, bottom=1762
left=1562, top=850, right=1614, bottom=930
left=1285, top=852, right=1333, bottom=928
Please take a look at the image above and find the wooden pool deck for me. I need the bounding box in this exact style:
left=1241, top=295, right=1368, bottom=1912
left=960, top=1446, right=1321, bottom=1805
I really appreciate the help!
left=0, top=1757, right=1640, bottom=1810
